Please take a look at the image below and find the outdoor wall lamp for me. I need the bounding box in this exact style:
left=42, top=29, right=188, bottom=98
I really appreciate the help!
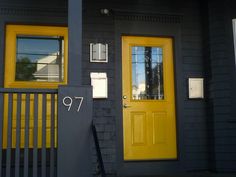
left=90, top=43, right=108, bottom=63
left=100, top=8, right=110, bottom=15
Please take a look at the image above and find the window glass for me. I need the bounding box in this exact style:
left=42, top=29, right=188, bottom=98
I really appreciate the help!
left=16, top=36, right=64, bottom=82
left=132, top=46, right=164, bottom=100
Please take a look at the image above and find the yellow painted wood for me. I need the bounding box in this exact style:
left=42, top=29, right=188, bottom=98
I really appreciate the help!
left=122, top=36, right=177, bottom=160
left=3, top=25, right=68, bottom=148
left=4, top=25, right=68, bottom=88
left=3, top=94, right=58, bottom=148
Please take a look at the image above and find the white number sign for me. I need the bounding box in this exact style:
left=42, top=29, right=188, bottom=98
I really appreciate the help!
left=62, top=96, right=84, bottom=112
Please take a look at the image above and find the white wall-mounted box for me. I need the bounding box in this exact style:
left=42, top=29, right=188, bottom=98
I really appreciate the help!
left=90, top=72, right=108, bottom=98
left=188, top=78, right=204, bottom=99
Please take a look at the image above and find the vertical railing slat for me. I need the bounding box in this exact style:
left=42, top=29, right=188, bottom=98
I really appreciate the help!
left=42, top=94, right=47, bottom=177
left=33, top=94, right=38, bottom=177
left=0, top=89, right=58, bottom=177
left=15, top=94, right=22, bottom=177
left=0, top=92, right=4, bottom=177
left=6, top=93, right=13, bottom=177
left=24, top=94, right=30, bottom=177
left=50, top=94, right=55, bottom=177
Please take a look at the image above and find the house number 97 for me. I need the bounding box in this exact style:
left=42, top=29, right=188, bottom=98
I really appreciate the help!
left=62, top=96, right=84, bottom=112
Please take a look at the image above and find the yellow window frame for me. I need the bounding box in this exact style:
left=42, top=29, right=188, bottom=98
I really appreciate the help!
left=4, top=25, right=68, bottom=89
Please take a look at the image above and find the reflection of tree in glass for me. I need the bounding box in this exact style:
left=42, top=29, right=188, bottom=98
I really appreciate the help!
left=152, top=63, right=164, bottom=99
left=145, top=47, right=164, bottom=100
left=15, top=57, right=36, bottom=81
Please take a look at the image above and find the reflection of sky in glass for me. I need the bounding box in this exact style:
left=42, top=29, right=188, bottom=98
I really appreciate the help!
left=15, top=36, right=64, bottom=82
left=132, top=46, right=163, bottom=85
left=132, top=46, right=164, bottom=100
left=17, top=37, right=61, bottom=62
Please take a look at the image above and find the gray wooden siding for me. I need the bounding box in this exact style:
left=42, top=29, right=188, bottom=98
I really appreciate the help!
left=83, top=0, right=208, bottom=175
left=0, top=0, right=235, bottom=176
left=206, top=0, right=236, bottom=172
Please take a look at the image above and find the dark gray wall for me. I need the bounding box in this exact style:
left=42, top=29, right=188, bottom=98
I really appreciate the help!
left=181, top=1, right=208, bottom=171
left=1, top=0, right=236, bottom=176
left=82, top=3, right=116, bottom=175
left=205, top=0, right=236, bottom=172
left=83, top=0, right=208, bottom=176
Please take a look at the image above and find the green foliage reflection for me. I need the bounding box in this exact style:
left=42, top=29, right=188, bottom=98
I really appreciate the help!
left=15, top=58, right=36, bottom=81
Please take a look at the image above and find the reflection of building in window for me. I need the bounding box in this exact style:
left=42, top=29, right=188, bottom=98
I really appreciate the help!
left=15, top=36, right=64, bottom=82
left=132, top=83, right=145, bottom=99
left=33, top=52, right=64, bottom=81
left=132, top=46, right=164, bottom=100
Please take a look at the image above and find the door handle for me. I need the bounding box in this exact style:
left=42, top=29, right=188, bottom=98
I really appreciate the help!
left=123, top=104, right=131, bottom=108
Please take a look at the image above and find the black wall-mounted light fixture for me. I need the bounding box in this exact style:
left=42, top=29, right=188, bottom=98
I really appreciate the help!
left=100, top=8, right=110, bottom=16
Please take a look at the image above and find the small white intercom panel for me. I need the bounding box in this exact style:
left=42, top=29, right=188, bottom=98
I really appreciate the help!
left=188, top=78, right=204, bottom=99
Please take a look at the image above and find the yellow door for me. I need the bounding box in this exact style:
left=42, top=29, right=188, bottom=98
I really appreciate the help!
left=122, top=36, right=177, bottom=160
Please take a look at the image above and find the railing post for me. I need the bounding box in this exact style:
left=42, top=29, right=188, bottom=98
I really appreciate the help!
left=68, top=0, right=82, bottom=85
left=0, top=92, right=3, bottom=177
left=58, top=85, right=93, bottom=177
